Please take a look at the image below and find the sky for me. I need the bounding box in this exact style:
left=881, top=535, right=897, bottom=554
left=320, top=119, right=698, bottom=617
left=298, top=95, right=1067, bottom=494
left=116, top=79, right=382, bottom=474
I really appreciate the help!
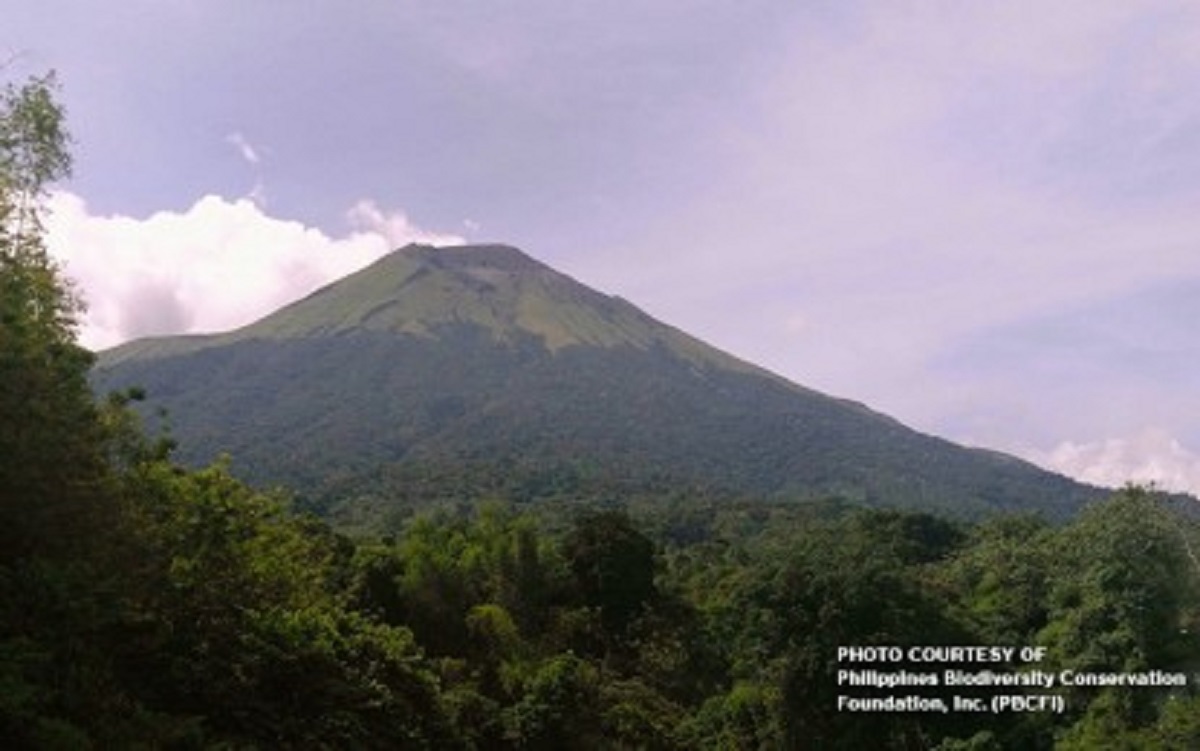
left=6, top=1, right=1200, bottom=495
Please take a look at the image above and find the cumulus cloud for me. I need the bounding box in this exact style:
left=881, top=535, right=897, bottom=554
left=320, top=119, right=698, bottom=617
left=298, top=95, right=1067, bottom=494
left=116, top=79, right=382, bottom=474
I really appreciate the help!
left=45, top=191, right=464, bottom=350
left=1036, top=427, right=1200, bottom=497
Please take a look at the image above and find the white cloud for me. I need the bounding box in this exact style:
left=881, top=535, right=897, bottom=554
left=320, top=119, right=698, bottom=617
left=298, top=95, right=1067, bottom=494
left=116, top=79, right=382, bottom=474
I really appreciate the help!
left=1036, top=427, right=1200, bottom=497
left=344, top=199, right=463, bottom=249
left=45, top=191, right=464, bottom=350
left=225, top=131, right=261, bottom=165
left=224, top=132, right=268, bottom=206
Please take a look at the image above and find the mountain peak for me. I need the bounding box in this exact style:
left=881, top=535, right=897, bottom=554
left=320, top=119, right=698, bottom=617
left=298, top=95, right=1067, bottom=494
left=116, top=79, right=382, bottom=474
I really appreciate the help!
left=265, top=241, right=629, bottom=347
left=401, top=243, right=547, bottom=272
left=101, top=244, right=754, bottom=374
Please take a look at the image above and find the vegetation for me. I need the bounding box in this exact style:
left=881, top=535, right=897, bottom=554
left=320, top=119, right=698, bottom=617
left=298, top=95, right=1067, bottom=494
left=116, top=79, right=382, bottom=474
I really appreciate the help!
left=6, top=74, right=1200, bottom=749
left=93, top=241, right=1102, bottom=522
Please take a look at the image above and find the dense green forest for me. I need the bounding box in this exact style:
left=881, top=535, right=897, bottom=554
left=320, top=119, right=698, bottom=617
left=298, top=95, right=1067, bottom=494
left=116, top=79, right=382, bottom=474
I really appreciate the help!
left=92, top=235, right=1100, bottom=523
left=5, top=75, right=1200, bottom=749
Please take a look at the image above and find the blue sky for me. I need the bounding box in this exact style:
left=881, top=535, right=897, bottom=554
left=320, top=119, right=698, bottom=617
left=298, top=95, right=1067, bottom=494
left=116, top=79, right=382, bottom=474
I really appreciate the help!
left=7, top=1, right=1200, bottom=494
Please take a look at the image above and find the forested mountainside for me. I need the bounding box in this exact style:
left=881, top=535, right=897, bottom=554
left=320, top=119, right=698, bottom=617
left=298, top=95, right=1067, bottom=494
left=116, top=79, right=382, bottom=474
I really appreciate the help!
left=94, top=243, right=1101, bottom=522
left=9, top=75, right=1198, bottom=750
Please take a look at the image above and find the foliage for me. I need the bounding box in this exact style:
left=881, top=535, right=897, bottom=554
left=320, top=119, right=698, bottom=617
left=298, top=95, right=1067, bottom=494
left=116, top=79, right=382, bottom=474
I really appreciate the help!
left=6, top=71, right=1200, bottom=750
left=0, top=71, right=111, bottom=567
left=564, top=510, right=658, bottom=635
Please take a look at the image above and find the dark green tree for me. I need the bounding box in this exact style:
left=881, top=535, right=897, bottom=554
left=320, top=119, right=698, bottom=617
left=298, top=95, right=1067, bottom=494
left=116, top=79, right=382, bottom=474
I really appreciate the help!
left=0, top=71, right=109, bottom=564
left=564, top=510, right=658, bottom=637
left=765, top=511, right=974, bottom=750
left=0, top=70, right=159, bottom=747
left=1040, top=488, right=1198, bottom=743
left=942, top=513, right=1055, bottom=646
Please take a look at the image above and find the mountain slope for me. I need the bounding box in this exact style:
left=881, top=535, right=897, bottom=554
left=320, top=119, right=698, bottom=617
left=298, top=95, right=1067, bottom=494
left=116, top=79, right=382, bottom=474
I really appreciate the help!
left=102, top=245, right=760, bottom=371
left=94, top=244, right=1101, bottom=520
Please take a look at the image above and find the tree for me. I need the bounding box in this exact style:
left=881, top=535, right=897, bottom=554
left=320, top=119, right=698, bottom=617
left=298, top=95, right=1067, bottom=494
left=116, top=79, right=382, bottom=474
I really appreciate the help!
left=0, top=71, right=77, bottom=360
left=564, top=510, right=658, bottom=637
left=0, top=69, right=154, bottom=748
left=1039, top=488, right=1198, bottom=738
left=0, top=71, right=112, bottom=565
left=764, top=511, right=974, bottom=750
left=943, top=513, right=1055, bottom=645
